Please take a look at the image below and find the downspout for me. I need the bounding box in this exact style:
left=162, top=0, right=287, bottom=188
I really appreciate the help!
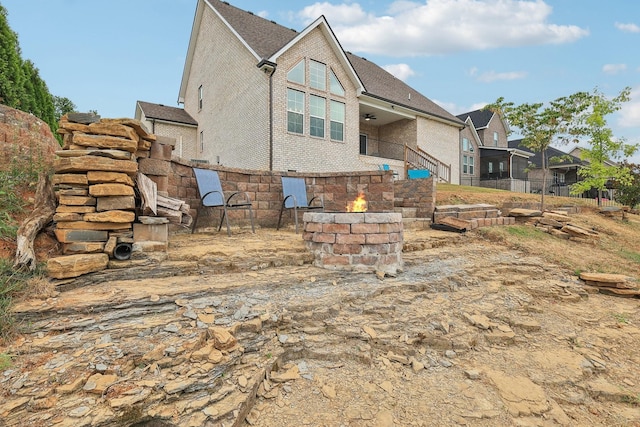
left=151, top=119, right=156, bottom=134
left=269, top=67, right=275, bottom=171
left=257, top=60, right=277, bottom=171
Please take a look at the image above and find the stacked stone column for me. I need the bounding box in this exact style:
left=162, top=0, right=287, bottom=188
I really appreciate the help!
left=48, top=115, right=156, bottom=279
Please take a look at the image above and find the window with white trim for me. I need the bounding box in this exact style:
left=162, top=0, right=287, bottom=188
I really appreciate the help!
left=287, top=89, right=304, bottom=134
left=310, top=60, right=326, bottom=90
left=462, top=138, right=474, bottom=175
left=199, top=130, right=204, bottom=152
left=310, top=95, right=325, bottom=138
left=287, top=60, right=305, bottom=85
left=493, top=131, right=498, bottom=146
left=330, top=100, right=345, bottom=141
left=329, top=69, right=344, bottom=96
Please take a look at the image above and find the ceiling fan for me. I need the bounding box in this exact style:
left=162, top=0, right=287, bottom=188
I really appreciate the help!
left=363, top=113, right=376, bottom=121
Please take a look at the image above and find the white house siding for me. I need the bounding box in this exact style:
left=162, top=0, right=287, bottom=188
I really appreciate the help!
left=417, top=117, right=461, bottom=184
left=151, top=121, right=198, bottom=161
left=271, top=27, right=366, bottom=173
left=183, top=5, right=270, bottom=169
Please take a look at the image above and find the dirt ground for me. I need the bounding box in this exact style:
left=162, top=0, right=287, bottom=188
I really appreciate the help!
left=2, top=221, right=640, bottom=426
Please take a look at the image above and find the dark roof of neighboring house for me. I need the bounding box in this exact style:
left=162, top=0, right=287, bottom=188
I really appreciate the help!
left=457, top=109, right=494, bottom=129
left=208, top=0, right=463, bottom=126
left=508, top=139, right=583, bottom=169
left=137, top=101, right=197, bottom=126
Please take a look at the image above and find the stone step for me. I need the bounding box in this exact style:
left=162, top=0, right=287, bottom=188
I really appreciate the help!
left=394, top=207, right=418, bottom=218
left=402, top=217, right=432, bottom=230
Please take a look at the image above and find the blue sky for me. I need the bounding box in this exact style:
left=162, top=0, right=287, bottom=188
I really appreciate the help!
left=4, top=0, right=640, bottom=162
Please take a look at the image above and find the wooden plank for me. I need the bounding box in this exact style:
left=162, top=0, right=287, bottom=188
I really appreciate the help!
left=157, top=194, right=184, bottom=211
left=136, top=173, right=157, bottom=215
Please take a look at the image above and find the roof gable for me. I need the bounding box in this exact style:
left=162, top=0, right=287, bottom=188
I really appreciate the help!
left=180, top=0, right=462, bottom=126
left=137, top=101, right=197, bottom=126
left=457, top=109, right=494, bottom=130
left=208, top=0, right=298, bottom=59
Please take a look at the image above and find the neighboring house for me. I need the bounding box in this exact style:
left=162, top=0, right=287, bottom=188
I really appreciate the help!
left=134, top=101, right=198, bottom=160
left=569, top=147, right=618, bottom=167
left=175, top=0, right=464, bottom=182
left=456, top=109, right=532, bottom=190
left=508, top=140, right=584, bottom=196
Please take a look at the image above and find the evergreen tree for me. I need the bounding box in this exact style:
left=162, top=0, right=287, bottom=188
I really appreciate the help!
left=0, top=4, right=26, bottom=107
left=0, top=4, right=67, bottom=140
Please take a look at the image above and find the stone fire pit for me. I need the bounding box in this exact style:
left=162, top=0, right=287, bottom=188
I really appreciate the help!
left=302, top=212, right=403, bottom=274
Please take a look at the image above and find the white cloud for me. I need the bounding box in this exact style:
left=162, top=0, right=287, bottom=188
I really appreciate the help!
left=603, top=63, right=627, bottom=74
left=476, top=70, right=527, bottom=82
left=433, top=100, right=489, bottom=115
left=298, top=0, right=589, bottom=56
left=257, top=10, right=269, bottom=18
left=381, top=63, right=416, bottom=81
left=618, top=87, right=640, bottom=128
left=615, top=22, right=640, bottom=33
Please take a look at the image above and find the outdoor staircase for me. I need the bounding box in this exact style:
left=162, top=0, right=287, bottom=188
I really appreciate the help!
left=404, top=145, right=451, bottom=183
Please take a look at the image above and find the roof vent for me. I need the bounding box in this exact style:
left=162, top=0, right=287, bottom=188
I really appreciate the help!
left=248, top=11, right=253, bottom=15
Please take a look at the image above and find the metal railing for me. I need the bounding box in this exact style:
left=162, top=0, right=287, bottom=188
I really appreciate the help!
left=361, top=138, right=451, bottom=182
left=460, top=176, right=620, bottom=206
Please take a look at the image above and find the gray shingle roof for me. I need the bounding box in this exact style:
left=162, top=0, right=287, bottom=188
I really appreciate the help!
left=137, top=101, right=197, bottom=126
left=457, top=109, right=494, bottom=129
left=211, top=0, right=298, bottom=58
left=346, top=53, right=462, bottom=125
left=508, top=139, right=583, bottom=168
left=208, top=0, right=463, bottom=126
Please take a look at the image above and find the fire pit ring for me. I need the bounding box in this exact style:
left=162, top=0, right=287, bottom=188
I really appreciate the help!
left=302, top=212, right=403, bottom=274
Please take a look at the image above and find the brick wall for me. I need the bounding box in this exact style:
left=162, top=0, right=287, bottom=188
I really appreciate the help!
left=417, top=116, right=461, bottom=184
left=168, top=158, right=438, bottom=230
left=183, top=5, right=271, bottom=170
left=393, top=176, right=436, bottom=219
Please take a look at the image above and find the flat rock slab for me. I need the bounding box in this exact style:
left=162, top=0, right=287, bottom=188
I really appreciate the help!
left=508, top=208, right=542, bottom=217
left=47, top=253, right=109, bottom=279
left=579, top=272, right=629, bottom=284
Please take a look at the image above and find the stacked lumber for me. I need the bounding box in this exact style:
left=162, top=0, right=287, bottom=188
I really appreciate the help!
left=579, top=272, right=640, bottom=298
left=48, top=113, right=189, bottom=280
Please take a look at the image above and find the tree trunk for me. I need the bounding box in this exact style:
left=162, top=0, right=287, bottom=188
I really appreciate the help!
left=14, top=174, right=57, bottom=271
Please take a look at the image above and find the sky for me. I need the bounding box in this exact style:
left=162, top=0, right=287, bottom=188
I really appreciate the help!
left=3, top=0, right=640, bottom=162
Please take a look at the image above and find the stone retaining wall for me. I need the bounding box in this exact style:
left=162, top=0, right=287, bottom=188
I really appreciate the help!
left=168, top=158, right=437, bottom=230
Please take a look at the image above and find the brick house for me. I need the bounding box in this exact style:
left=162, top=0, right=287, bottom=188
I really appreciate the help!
left=457, top=108, right=532, bottom=190
left=134, top=101, right=198, bottom=160
left=163, top=0, right=464, bottom=182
